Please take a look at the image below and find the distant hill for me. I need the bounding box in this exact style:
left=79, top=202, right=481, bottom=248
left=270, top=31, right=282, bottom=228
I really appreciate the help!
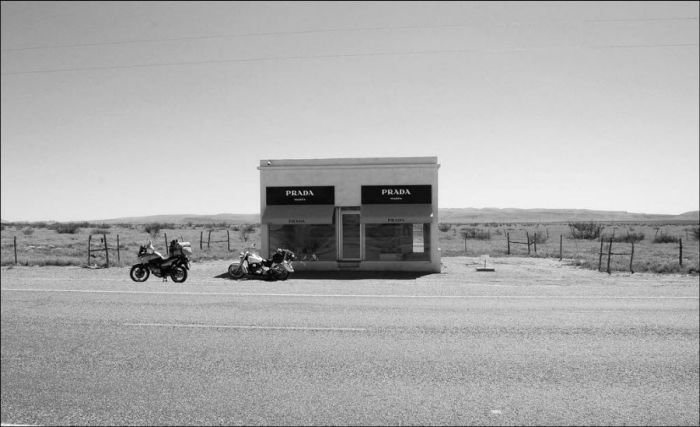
left=678, top=210, right=700, bottom=221
left=1, top=208, right=694, bottom=225
left=439, top=208, right=700, bottom=224
left=87, top=209, right=699, bottom=225
left=93, top=213, right=260, bottom=225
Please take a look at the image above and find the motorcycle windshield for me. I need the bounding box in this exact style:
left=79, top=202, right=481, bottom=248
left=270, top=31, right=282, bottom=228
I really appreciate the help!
left=239, top=248, right=262, bottom=259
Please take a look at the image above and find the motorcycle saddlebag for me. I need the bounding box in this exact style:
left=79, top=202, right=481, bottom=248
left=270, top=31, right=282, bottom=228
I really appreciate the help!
left=170, top=241, right=192, bottom=256
left=272, top=252, right=284, bottom=263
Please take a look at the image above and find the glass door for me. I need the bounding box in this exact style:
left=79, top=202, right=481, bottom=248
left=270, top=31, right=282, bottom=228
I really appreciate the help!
left=340, top=211, right=361, bottom=260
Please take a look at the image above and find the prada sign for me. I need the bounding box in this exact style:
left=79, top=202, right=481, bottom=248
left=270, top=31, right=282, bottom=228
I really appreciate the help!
left=361, top=185, right=432, bottom=204
left=266, top=186, right=335, bottom=205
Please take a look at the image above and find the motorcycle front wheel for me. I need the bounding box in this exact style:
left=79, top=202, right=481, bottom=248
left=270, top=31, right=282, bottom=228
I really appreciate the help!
left=171, top=266, right=188, bottom=283
left=228, top=263, right=244, bottom=279
left=130, top=265, right=150, bottom=282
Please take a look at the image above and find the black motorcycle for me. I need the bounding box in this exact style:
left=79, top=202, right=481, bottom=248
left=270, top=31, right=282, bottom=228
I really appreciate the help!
left=130, top=240, right=192, bottom=283
left=228, top=248, right=296, bottom=281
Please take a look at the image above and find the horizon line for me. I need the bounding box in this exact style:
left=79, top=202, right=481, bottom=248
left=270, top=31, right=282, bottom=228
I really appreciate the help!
left=2, top=207, right=698, bottom=223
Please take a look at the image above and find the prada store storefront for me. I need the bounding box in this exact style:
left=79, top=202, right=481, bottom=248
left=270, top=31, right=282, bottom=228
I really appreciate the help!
left=259, top=157, right=440, bottom=272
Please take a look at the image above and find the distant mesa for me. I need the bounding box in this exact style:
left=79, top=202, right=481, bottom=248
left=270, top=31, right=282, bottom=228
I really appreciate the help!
left=437, top=208, right=699, bottom=224
left=4, top=208, right=697, bottom=224
left=90, top=213, right=261, bottom=224
left=91, top=209, right=698, bottom=224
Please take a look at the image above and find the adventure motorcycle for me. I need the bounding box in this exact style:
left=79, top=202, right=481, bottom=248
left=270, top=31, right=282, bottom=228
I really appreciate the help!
left=228, top=248, right=296, bottom=281
left=130, top=240, right=192, bottom=283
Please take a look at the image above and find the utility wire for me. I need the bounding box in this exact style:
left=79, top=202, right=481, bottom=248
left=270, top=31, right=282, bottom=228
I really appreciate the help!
left=2, top=42, right=697, bottom=76
left=1, top=16, right=697, bottom=52
left=590, top=42, right=699, bottom=49
left=584, top=17, right=699, bottom=22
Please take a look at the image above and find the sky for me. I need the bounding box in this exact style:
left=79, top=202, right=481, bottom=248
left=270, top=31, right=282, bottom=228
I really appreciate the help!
left=1, top=1, right=698, bottom=222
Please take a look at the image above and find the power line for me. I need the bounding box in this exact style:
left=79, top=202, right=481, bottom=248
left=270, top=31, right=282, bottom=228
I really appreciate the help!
left=2, top=17, right=697, bottom=52
left=591, top=42, right=700, bottom=49
left=584, top=16, right=699, bottom=22
left=1, top=26, right=409, bottom=52
left=2, top=43, right=697, bottom=76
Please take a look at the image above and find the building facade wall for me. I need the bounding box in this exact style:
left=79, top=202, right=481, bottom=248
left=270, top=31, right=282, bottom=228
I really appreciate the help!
left=259, top=157, right=440, bottom=272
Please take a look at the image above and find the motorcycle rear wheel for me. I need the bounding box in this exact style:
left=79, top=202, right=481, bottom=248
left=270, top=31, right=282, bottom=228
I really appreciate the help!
left=130, top=265, right=150, bottom=282
left=171, top=266, right=188, bottom=283
left=228, top=263, right=245, bottom=280
left=272, top=265, right=290, bottom=281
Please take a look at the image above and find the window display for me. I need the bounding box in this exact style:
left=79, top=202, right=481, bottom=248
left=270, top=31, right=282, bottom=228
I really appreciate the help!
left=268, top=224, right=336, bottom=261
left=365, top=223, right=430, bottom=261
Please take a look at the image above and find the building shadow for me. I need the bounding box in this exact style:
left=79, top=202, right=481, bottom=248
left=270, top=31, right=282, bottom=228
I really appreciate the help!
left=213, top=271, right=433, bottom=281
left=289, top=271, right=433, bottom=280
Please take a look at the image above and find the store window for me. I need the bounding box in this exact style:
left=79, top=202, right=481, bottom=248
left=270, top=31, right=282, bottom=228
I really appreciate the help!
left=365, top=223, right=430, bottom=261
left=268, top=224, right=336, bottom=261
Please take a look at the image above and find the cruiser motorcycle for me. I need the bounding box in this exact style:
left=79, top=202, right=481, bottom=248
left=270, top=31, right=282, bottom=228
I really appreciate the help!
left=130, top=240, right=192, bottom=283
left=228, top=248, right=296, bottom=281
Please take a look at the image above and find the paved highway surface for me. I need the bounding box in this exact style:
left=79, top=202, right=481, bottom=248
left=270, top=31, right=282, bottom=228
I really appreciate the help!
left=2, top=258, right=698, bottom=425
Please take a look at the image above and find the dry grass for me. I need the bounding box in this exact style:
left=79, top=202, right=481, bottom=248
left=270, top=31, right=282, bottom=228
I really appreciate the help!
left=438, top=222, right=699, bottom=274
left=2, top=221, right=698, bottom=274
left=1, top=223, right=259, bottom=268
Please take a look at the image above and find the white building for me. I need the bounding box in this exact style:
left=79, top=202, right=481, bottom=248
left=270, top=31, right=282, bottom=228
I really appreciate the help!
left=259, top=157, right=440, bottom=272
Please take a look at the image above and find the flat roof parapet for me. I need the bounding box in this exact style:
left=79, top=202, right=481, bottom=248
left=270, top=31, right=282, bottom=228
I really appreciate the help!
left=259, top=157, right=439, bottom=169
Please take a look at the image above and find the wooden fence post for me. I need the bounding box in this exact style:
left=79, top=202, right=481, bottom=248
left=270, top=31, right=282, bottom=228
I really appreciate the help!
left=227, top=230, right=231, bottom=251
left=526, top=232, right=531, bottom=255
left=88, top=234, right=92, bottom=265
left=104, top=234, right=109, bottom=268
left=559, top=235, right=563, bottom=261
left=14, top=236, right=17, bottom=265
left=507, top=232, right=510, bottom=255
left=200, top=231, right=203, bottom=250
left=208, top=230, right=211, bottom=249
left=629, top=241, right=635, bottom=274
left=679, top=238, right=683, bottom=266
left=606, top=238, right=613, bottom=275
left=117, top=235, right=120, bottom=264
left=533, top=232, right=537, bottom=254
left=164, top=233, right=168, bottom=255
left=598, top=237, right=604, bottom=272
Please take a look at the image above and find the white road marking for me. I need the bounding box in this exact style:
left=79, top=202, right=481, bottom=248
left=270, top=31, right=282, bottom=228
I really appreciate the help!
left=570, top=310, right=638, bottom=313
left=124, top=322, right=367, bottom=332
left=1, top=288, right=697, bottom=299
left=2, top=278, right=123, bottom=281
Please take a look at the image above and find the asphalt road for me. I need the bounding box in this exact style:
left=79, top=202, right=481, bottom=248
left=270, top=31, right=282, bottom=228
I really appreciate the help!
left=1, top=258, right=698, bottom=426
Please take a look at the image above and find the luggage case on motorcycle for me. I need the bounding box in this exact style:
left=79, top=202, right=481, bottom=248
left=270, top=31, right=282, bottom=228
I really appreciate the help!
left=272, top=252, right=285, bottom=263
left=170, top=240, right=193, bottom=256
